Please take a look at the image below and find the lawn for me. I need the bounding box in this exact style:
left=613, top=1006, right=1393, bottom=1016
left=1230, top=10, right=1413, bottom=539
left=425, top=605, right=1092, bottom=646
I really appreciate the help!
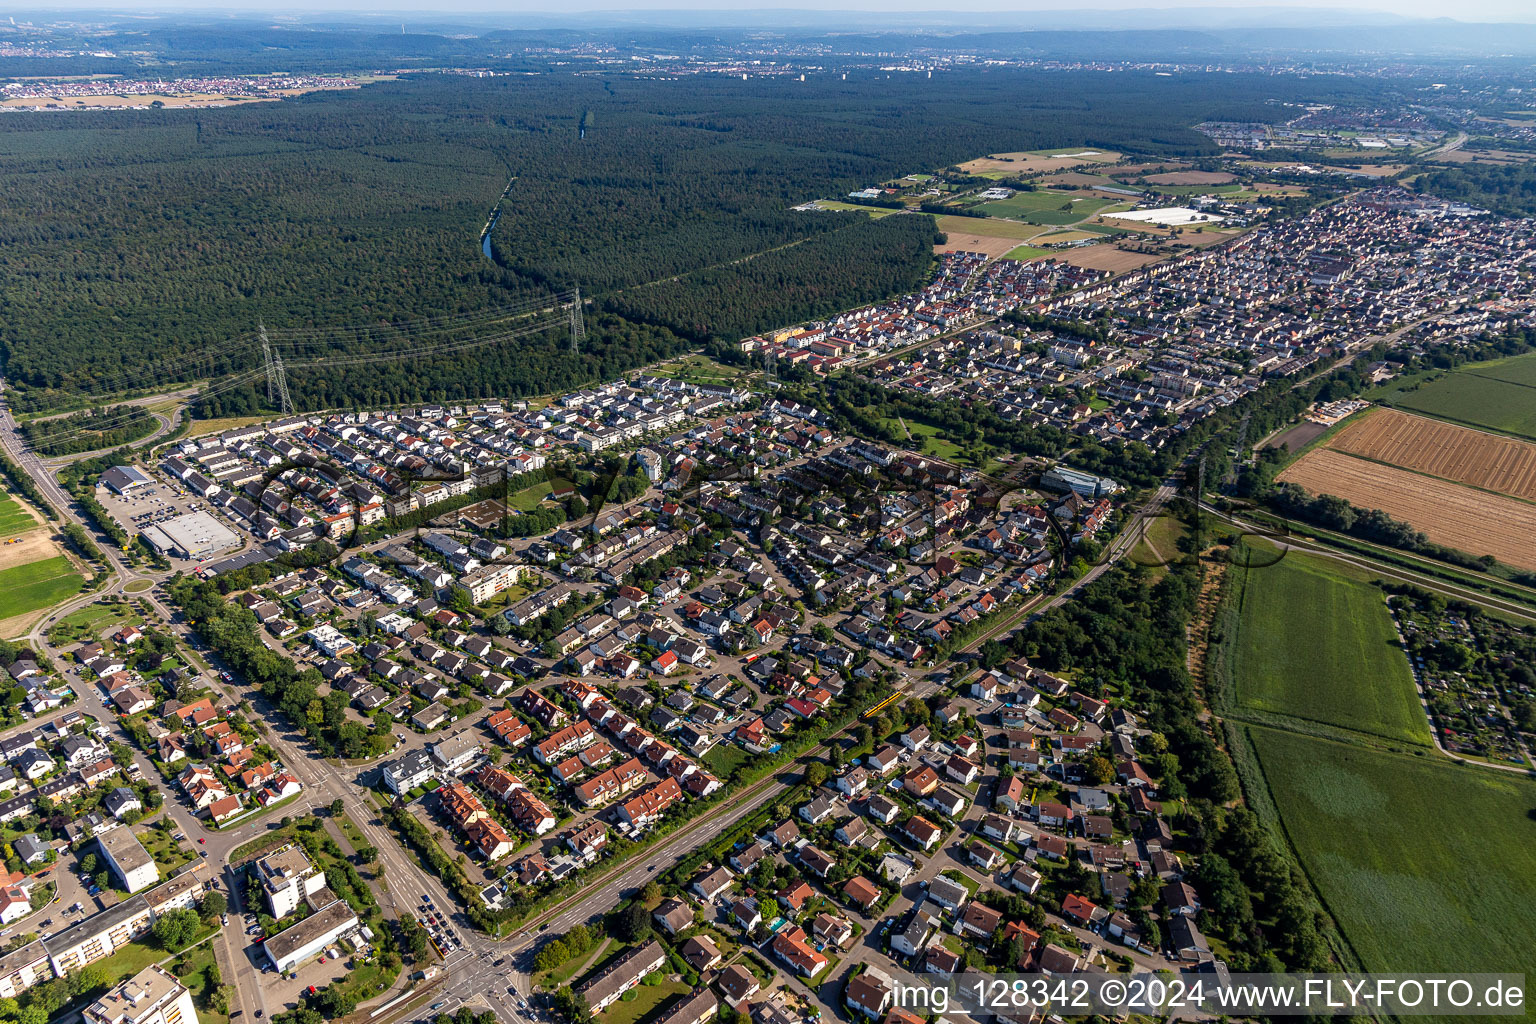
left=702, top=744, right=749, bottom=778
left=140, top=819, right=196, bottom=873
left=651, top=354, right=749, bottom=386
left=1385, top=352, right=1536, bottom=440
left=598, top=976, right=692, bottom=1024
left=1250, top=726, right=1536, bottom=989
left=172, top=939, right=230, bottom=1024
left=0, top=555, right=86, bottom=619
left=508, top=480, right=555, bottom=512
left=52, top=602, right=139, bottom=638
left=1002, top=245, right=1050, bottom=261
left=1129, top=513, right=1188, bottom=570
left=1225, top=546, right=1429, bottom=745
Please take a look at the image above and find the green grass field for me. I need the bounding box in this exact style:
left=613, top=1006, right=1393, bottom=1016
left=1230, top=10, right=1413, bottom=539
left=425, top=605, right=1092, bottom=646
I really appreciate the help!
left=812, top=200, right=897, bottom=218
left=1383, top=352, right=1536, bottom=440
left=934, top=215, right=1041, bottom=241
left=702, top=744, right=749, bottom=778
left=1469, top=351, right=1536, bottom=387
left=1250, top=727, right=1536, bottom=988
left=1227, top=548, right=1429, bottom=745
left=1002, top=245, right=1050, bottom=261
left=0, top=555, right=86, bottom=621
left=508, top=480, right=555, bottom=512
left=0, top=488, right=37, bottom=538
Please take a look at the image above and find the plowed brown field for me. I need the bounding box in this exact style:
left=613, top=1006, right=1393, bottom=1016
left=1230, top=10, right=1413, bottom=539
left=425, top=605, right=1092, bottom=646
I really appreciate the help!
left=1278, top=449, right=1536, bottom=570
left=1326, top=408, right=1536, bottom=500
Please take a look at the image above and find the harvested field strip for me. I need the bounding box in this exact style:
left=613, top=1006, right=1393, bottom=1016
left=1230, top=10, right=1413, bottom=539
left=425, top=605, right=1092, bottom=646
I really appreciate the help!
left=1324, top=408, right=1536, bottom=501
left=1278, top=448, right=1536, bottom=571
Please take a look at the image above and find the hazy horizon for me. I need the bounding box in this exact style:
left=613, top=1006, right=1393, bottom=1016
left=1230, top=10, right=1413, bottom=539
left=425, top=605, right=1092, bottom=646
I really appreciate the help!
left=8, top=1, right=1536, bottom=27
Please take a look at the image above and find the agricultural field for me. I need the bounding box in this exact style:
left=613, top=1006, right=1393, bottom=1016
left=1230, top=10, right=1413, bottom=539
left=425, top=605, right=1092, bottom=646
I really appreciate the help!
left=1054, top=244, right=1166, bottom=272
left=973, top=192, right=1119, bottom=225
left=1225, top=546, right=1429, bottom=745
left=1278, top=448, right=1536, bottom=571
left=1320, top=408, right=1536, bottom=500
left=0, top=497, right=36, bottom=539
left=1248, top=726, right=1536, bottom=989
left=1384, top=352, right=1536, bottom=440
left=1142, top=170, right=1237, bottom=185
left=1002, top=245, right=1050, bottom=261
left=933, top=216, right=1044, bottom=257
left=0, top=555, right=88, bottom=622
left=954, top=149, right=1121, bottom=175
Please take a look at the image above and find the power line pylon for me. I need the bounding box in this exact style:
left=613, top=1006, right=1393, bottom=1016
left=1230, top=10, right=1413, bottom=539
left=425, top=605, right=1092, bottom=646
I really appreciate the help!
left=259, top=322, right=277, bottom=407
left=570, top=287, right=586, bottom=354
left=273, top=350, right=293, bottom=415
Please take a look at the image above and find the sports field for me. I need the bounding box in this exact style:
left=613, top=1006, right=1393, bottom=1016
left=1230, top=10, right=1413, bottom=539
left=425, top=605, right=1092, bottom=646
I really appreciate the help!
left=1388, top=352, right=1536, bottom=440
left=1226, top=547, right=1429, bottom=745
left=0, top=555, right=86, bottom=621
left=1249, top=726, right=1536, bottom=988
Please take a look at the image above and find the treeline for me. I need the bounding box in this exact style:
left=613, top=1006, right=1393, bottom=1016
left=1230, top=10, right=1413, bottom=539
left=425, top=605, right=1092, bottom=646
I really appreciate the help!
left=1417, top=162, right=1536, bottom=218
left=20, top=405, right=156, bottom=456
left=1264, top=480, right=1526, bottom=578
left=606, top=214, right=937, bottom=343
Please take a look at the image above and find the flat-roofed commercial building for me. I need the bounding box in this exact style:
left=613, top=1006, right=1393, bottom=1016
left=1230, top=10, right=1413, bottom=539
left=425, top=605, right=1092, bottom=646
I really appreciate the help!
left=264, top=898, right=359, bottom=973
left=83, top=965, right=197, bottom=1024
left=141, top=511, right=241, bottom=561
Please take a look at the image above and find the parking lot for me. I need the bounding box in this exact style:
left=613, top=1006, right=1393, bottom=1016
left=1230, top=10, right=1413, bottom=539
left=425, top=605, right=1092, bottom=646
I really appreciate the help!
left=95, top=474, right=250, bottom=570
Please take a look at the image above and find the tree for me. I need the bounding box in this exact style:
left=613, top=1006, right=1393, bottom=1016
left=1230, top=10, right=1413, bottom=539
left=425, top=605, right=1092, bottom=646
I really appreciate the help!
left=197, top=891, right=227, bottom=922
left=1084, top=755, right=1115, bottom=786
left=803, top=761, right=829, bottom=788
left=613, top=900, right=653, bottom=942
left=151, top=908, right=201, bottom=951
left=638, top=881, right=663, bottom=909
left=329, top=798, right=345, bottom=817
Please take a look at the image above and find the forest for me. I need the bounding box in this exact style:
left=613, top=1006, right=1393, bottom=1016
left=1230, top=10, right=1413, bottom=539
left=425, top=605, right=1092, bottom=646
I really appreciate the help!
left=19, top=404, right=156, bottom=456
left=0, top=68, right=1274, bottom=413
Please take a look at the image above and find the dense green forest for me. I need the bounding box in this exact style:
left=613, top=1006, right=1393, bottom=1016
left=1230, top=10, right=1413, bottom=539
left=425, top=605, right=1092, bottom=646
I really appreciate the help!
left=19, top=405, right=157, bottom=455
left=1417, top=161, right=1536, bottom=217
left=605, top=213, right=938, bottom=342
left=0, top=68, right=1296, bottom=413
